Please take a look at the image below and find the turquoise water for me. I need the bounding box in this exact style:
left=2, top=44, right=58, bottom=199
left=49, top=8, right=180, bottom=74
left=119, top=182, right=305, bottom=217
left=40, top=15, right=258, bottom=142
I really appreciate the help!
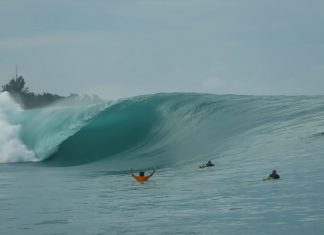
left=1, top=92, right=324, bottom=234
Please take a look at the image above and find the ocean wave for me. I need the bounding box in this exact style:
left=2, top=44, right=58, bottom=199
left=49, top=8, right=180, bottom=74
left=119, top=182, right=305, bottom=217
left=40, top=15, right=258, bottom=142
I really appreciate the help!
left=2, top=92, right=324, bottom=167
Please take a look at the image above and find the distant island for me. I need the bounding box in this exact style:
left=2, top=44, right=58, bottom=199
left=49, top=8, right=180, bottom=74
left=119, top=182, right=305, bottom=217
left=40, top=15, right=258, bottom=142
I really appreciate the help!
left=1, top=76, right=103, bottom=109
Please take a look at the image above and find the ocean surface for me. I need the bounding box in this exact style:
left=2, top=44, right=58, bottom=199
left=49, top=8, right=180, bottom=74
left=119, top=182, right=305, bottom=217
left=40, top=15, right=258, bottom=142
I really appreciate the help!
left=1, top=91, right=324, bottom=235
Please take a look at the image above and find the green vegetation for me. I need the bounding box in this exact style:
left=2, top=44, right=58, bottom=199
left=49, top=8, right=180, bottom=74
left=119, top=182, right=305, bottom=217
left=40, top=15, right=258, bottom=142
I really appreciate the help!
left=1, top=76, right=102, bottom=109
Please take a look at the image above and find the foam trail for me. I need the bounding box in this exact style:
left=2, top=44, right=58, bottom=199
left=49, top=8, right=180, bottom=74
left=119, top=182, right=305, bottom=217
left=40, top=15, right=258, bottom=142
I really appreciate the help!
left=0, top=92, right=36, bottom=163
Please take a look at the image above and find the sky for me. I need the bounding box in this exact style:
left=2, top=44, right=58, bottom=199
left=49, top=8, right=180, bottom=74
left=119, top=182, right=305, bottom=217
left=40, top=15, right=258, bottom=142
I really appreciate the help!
left=0, top=0, right=324, bottom=100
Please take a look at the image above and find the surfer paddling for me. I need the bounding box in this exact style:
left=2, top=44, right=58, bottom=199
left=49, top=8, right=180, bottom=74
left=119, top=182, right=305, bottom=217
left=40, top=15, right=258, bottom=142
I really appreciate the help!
left=263, top=170, right=280, bottom=181
left=131, top=168, right=155, bottom=182
left=267, top=170, right=280, bottom=179
left=199, top=160, right=215, bottom=168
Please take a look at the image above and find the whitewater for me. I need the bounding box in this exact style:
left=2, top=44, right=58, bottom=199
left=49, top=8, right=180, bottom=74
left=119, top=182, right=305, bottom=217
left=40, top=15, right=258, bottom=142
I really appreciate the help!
left=0, top=91, right=324, bottom=235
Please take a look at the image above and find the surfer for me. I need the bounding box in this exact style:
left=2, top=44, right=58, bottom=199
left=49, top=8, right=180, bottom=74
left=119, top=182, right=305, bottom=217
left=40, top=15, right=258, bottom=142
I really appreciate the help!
left=199, top=160, right=215, bottom=168
left=131, top=168, right=155, bottom=182
left=267, top=170, right=280, bottom=180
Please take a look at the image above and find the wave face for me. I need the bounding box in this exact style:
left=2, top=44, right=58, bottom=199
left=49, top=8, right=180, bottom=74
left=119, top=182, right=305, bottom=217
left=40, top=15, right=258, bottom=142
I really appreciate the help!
left=1, top=92, right=324, bottom=168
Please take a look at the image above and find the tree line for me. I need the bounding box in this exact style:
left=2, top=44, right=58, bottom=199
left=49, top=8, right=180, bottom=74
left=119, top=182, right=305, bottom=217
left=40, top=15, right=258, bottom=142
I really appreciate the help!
left=1, top=76, right=102, bottom=109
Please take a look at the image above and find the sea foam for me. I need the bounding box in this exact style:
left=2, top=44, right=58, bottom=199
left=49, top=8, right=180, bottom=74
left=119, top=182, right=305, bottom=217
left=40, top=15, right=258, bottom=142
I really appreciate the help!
left=0, top=92, right=36, bottom=163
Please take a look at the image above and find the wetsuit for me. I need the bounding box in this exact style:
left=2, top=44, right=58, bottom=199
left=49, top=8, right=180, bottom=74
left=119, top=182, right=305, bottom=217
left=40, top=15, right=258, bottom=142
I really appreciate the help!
left=268, top=173, right=280, bottom=179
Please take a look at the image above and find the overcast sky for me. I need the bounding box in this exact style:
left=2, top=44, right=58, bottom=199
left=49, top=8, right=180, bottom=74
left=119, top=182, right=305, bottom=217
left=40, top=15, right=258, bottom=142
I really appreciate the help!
left=0, top=0, right=324, bottom=100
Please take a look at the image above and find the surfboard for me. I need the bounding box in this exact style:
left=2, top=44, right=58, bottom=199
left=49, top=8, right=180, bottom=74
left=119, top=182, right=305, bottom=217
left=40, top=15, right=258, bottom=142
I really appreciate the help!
left=262, top=177, right=280, bottom=181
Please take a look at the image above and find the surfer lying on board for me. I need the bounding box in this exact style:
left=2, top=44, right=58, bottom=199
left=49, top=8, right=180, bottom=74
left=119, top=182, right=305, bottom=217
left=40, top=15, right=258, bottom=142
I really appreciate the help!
left=263, top=170, right=280, bottom=181
left=268, top=170, right=280, bottom=179
left=199, top=160, right=215, bottom=168
left=131, top=169, right=155, bottom=182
